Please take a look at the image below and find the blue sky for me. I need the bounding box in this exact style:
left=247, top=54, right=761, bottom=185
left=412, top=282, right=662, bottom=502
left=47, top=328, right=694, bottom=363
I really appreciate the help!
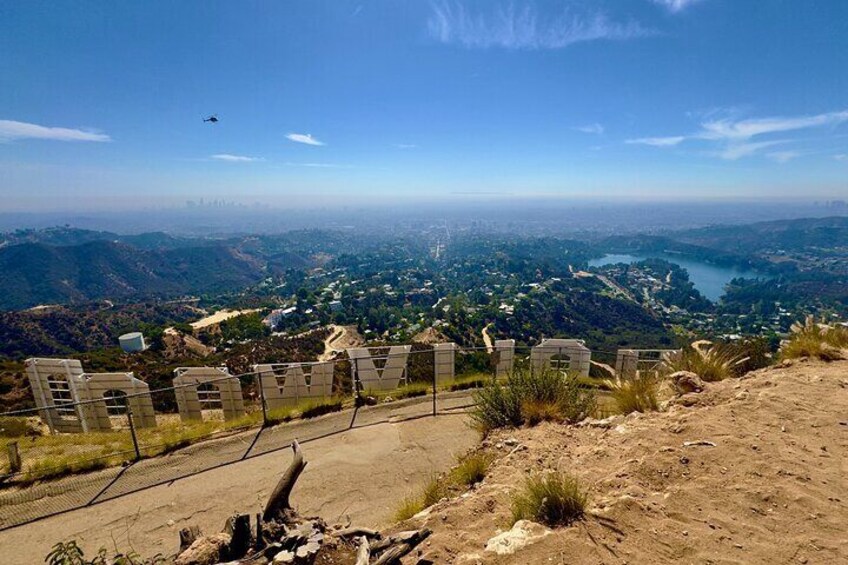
left=2, top=0, right=847, bottom=211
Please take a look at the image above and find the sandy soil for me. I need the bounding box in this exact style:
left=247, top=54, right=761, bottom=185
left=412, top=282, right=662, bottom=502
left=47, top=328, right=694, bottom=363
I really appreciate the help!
left=190, top=309, right=261, bottom=330
left=399, top=358, right=848, bottom=564
left=0, top=410, right=477, bottom=564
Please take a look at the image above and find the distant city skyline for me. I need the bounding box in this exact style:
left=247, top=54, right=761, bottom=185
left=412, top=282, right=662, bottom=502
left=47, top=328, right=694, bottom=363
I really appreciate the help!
left=2, top=1, right=847, bottom=211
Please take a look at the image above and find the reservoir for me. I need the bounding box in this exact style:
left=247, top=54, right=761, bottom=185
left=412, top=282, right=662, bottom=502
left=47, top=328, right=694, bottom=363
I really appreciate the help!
left=588, top=254, right=763, bottom=302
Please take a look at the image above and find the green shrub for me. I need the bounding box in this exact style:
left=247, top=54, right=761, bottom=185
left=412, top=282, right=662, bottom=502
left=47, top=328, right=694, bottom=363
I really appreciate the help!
left=471, top=368, right=596, bottom=433
left=607, top=374, right=659, bottom=415
left=46, top=541, right=165, bottom=565
left=510, top=472, right=588, bottom=527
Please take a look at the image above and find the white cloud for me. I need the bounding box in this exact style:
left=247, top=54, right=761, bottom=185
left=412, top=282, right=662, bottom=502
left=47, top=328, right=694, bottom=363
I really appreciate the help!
left=715, top=140, right=786, bottom=161
left=574, top=123, right=604, bottom=135
left=428, top=1, right=653, bottom=50
left=698, top=111, right=848, bottom=141
left=626, top=136, right=685, bottom=147
left=286, top=133, right=325, bottom=146
left=652, top=0, right=704, bottom=13
left=630, top=109, right=848, bottom=159
left=766, top=151, right=801, bottom=163
left=396, top=143, right=418, bottom=149
left=211, top=154, right=262, bottom=162
left=0, top=119, right=111, bottom=142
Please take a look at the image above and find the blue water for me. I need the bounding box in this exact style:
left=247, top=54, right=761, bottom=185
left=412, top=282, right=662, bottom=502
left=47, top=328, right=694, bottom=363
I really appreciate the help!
left=588, top=254, right=763, bottom=302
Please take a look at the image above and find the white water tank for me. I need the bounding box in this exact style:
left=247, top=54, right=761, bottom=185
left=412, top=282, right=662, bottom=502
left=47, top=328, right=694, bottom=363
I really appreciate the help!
left=119, top=332, right=146, bottom=352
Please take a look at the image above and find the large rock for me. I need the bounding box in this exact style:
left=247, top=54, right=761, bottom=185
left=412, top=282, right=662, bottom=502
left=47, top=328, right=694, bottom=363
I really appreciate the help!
left=174, top=533, right=231, bottom=565
left=484, top=520, right=552, bottom=555
left=670, top=371, right=706, bottom=395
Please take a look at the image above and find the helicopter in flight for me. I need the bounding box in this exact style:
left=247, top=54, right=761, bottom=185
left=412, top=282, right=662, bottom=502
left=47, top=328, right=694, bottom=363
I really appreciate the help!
left=203, top=114, right=219, bottom=123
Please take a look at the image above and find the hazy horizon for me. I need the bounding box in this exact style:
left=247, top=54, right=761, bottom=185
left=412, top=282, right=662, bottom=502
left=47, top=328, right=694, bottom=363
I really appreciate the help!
left=2, top=199, right=846, bottom=237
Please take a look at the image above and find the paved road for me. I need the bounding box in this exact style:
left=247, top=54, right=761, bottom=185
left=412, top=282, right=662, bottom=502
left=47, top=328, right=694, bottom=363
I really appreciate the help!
left=0, top=391, right=475, bottom=562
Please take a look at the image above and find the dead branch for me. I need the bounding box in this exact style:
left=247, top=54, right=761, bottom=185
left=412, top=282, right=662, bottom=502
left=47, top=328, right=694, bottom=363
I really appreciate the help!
left=371, top=528, right=432, bottom=565
left=262, top=440, right=307, bottom=521
left=355, top=536, right=370, bottom=565
left=332, top=526, right=381, bottom=539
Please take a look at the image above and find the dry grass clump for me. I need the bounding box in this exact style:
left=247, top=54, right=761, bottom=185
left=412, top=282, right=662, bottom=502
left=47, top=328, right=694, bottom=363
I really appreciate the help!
left=394, top=451, right=494, bottom=522
left=510, top=472, right=588, bottom=527
left=780, top=317, right=848, bottom=361
left=664, top=340, right=747, bottom=382
left=471, top=369, right=596, bottom=433
left=606, top=374, right=660, bottom=415
left=451, top=451, right=494, bottom=487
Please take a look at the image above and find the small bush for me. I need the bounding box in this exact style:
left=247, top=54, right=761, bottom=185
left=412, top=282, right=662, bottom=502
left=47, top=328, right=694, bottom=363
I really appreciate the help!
left=472, top=369, right=596, bottom=433
left=780, top=317, right=848, bottom=361
left=394, top=451, right=493, bottom=522
left=607, top=374, right=659, bottom=415
left=46, top=540, right=165, bottom=565
left=450, top=451, right=493, bottom=487
left=510, top=472, right=588, bottom=527
left=393, top=495, right=424, bottom=522
left=520, top=399, right=563, bottom=426
left=664, top=341, right=746, bottom=382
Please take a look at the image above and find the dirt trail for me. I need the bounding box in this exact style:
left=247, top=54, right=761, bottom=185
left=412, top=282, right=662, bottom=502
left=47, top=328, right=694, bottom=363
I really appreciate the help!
left=402, top=359, right=848, bottom=564
left=482, top=324, right=494, bottom=353
left=0, top=409, right=476, bottom=564
left=318, top=324, right=364, bottom=361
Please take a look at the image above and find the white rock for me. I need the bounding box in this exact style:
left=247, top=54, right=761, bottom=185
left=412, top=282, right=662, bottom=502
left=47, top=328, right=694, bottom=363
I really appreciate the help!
left=484, top=520, right=552, bottom=555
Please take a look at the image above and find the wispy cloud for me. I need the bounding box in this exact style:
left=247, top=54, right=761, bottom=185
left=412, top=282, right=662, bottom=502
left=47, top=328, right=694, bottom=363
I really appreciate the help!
left=0, top=119, right=111, bottom=142
left=396, top=143, right=418, bottom=149
left=626, top=136, right=685, bottom=147
left=698, top=111, right=848, bottom=141
left=835, top=154, right=848, bottom=162
left=574, top=123, right=604, bottom=135
left=427, top=1, right=654, bottom=50
left=766, top=150, right=801, bottom=163
left=286, top=133, right=325, bottom=146
left=715, top=140, right=786, bottom=161
left=210, top=154, right=262, bottom=162
left=629, top=109, right=848, bottom=159
left=652, top=0, right=704, bottom=13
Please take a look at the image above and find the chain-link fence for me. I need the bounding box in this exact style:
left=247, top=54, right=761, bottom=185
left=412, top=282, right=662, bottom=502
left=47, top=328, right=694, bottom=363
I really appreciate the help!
left=0, top=341, right=646, bottom=530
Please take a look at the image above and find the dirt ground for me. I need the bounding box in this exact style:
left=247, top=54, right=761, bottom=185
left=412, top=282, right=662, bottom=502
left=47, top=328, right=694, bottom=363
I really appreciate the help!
left=0, top=411, right=477, bottom=564
left=400, top=358, right=848, bottom=564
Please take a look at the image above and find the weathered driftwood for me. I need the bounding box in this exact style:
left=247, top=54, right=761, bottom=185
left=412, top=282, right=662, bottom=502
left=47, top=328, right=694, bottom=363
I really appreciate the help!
left=178, top=525, right=202, bottom=551
left=262, top=440, right=307, bottom=522
left=355, top=535, right=370, bottom=565
left=224, top=514, right=252, bottom=558
left=174, top=439, right=432, bottom=565
left=332, top=526, right=381, bottom=539
left=371, top=528, right=432, bottom=565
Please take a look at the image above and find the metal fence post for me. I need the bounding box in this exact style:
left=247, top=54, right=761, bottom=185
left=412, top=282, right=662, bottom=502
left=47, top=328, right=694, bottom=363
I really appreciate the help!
left=126, top=405, right=141, bottom=461
left=7, top=441, right=21, bottom=473
left=352, top=357, right=361, bottom=403
left=257, top=372, right=268, bottom=427
left=431, top=347, right=437, bottom=417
